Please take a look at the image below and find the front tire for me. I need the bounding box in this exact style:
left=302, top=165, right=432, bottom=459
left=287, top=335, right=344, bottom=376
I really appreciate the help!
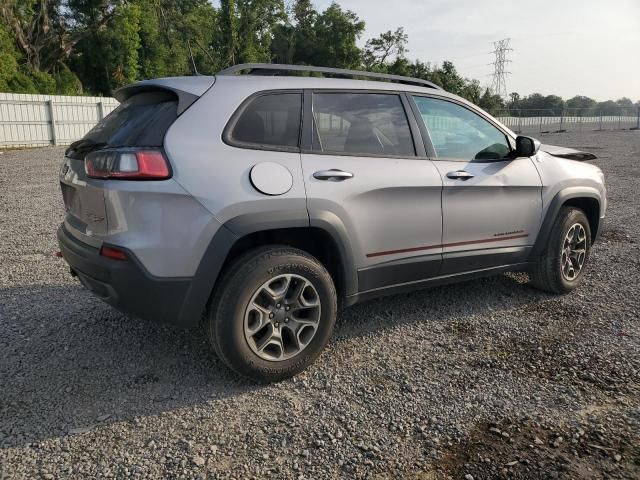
left=530, top=206, right=591, bottom=293
left=207, top=246, right=337, bottom=382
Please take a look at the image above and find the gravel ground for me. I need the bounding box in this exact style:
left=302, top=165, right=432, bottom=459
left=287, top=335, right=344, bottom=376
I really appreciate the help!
left=1, top=130, right=639, bottom=479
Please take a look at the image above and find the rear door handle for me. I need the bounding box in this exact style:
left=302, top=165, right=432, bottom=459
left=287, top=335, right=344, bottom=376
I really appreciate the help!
left=446, top=170, right=474, bottom=180
left=313, top=169, right=354, bottom=181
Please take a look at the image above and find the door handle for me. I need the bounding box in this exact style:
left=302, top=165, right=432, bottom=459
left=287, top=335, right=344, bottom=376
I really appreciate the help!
left=446, top=170, right=474, bottom=180
left=313, top=169, right=354, bottom=181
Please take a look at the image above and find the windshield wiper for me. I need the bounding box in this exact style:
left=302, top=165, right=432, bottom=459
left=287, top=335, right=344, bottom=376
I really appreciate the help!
left=65, top=139, right=107, bottom=159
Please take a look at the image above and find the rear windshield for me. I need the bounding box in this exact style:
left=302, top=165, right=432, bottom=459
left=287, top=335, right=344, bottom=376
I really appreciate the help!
left=81, top=91, right=178, bottom=149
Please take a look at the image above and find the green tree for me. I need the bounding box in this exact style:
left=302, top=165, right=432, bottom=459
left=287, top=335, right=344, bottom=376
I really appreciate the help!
left=291, top=0, right=316, bottom=65
left=460, top=79, right=482, bottom=105
left=477, top=88, right=505, bottom=113
left=508, top=92, right=520, bottom=109
left=517, top=93, right=564, bottom=115
left=363, top=27, right=408, bottom=70
left=236, top=0, right=286, bottom=64
left=219, top=0, right=239, bottom=65
left=71, top=2, right=141, bottom=94
left=429, top=61, right=465, bottom=95
left=312, top=3, right=364, bottom=68
left=0, top=20, right=22, bottom=91
left=566, top=95, right=596, bottom=112
left=596, top=100, right=619, bottom=116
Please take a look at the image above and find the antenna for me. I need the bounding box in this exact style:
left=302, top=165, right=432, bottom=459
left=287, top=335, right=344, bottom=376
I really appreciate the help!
left=489, top=38, right=512, bottom=99
left=187, top=41, right=200, bottom=76
left=191, top=39, right=216, bottom=69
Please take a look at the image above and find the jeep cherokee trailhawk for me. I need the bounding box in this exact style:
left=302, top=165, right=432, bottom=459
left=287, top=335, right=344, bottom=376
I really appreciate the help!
left=58, top=64, right=606, bottom=381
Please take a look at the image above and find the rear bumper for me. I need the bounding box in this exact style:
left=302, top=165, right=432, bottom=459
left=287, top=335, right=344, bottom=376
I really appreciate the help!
left=57, top=224, right=193, bottom=326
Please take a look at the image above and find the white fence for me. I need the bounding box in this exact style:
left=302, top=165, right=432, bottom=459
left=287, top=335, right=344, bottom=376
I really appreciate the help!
left=497, top=115, right=640, bottom=134
left=0, top=93, right=119, bottom=148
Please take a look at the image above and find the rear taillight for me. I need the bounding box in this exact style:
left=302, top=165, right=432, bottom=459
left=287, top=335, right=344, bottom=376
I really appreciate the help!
left=85, top=149, right=171, bottom=180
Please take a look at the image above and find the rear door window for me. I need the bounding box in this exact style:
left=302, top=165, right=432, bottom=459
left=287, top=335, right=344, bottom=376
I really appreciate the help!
left=229, top=93, right=302, bottom=149
left=312, top=93, right=415, bottom=157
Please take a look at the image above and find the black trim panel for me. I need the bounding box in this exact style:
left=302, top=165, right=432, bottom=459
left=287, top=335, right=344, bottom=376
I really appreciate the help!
left=225, top=209, right=310, bottom=236
left=57, top=224, right=193, bottom=326
left=350, top=262, right=532, bottom=304
left=441, top=246, right=531, bottom=275
left=308, top=209, right=358, bottom=296
left=114, top=85, right=202, bottom=116
left=182, top=208, right=358, bottom=322
left=358, top=253, right=442, bottom=292
left=177, top=224, right=238, bottom=327
left=529, top=188, right=602, bottom=261
left=357, top=246, right=529, bottom=294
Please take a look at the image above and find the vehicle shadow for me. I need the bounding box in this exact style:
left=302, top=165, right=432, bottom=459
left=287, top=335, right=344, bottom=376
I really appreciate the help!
left=0, top=272, right=552, bottom=448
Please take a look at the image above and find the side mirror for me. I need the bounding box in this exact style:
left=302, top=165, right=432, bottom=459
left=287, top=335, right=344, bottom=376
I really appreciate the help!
left=515, top=136, right=541, bottom=157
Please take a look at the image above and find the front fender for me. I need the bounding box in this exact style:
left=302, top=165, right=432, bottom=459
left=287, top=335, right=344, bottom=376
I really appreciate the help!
left=530, top=187, right=603, bottom=261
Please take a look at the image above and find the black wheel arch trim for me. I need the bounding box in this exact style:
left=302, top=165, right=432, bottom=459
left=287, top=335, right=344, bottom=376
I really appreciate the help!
left=181, top=208, right=358, bottom=326
left=529, top=188, right=602, bottom=261
left=307, top=209, right=358, bottom=298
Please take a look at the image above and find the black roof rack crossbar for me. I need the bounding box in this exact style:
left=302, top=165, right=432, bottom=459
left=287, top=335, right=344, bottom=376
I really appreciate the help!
left=217, top=63, right=443, bottom=90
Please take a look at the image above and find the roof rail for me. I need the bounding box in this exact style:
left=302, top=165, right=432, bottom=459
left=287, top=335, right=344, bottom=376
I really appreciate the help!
left=216, top=63, right=443, bottom=90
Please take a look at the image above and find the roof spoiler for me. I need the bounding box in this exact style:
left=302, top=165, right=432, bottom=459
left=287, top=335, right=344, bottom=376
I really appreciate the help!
left=114, top=76, right=216, bottom=115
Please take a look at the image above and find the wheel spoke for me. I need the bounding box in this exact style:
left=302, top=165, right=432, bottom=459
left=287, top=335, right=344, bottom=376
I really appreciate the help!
left=254, top=326, right=284, bottom=360
left=281, top=323, right=302, bottom=352
left=264, top=274, right=292, bottom=302
left=299, top=284, right=320, bottom=308
left=245, top=306, right=269, bottom=334
left=290, top=306, right=320, bottom=324
left=572, top=226, right=580, bottom=244
left=285, top=276, right=307, bottom=307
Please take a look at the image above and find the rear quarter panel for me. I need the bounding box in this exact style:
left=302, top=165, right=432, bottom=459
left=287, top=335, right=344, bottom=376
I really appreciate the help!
left=163, top=79, right=308, bottom=229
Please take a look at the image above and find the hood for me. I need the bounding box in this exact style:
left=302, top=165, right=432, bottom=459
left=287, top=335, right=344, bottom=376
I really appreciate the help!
left=541, top=144, right=597, bottom=161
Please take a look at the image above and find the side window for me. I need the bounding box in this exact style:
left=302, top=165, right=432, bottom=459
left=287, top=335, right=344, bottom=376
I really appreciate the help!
left=313, top=93, right=415, bottom=157
left=230, top=93, right=302, bottom=149
left=412, top=96, right=511, bottom=160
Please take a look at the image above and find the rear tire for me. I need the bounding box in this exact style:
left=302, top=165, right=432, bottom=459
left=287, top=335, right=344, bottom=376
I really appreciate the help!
left=206, top=246, right=337, bottom=382
left=530, top=206, right=591, bottom=293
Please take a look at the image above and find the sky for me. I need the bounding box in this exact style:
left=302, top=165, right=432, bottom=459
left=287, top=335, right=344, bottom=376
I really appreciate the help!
left=315, top=0, right=640, bottom=102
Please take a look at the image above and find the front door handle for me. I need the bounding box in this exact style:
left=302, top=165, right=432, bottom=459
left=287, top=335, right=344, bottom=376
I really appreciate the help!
left=446, top=170, right=474, bottom=180
left=313, top=169, right=354, bottom=181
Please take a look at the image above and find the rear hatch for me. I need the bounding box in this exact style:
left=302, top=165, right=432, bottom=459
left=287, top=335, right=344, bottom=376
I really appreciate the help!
left=59, top=76, right=213, bottom=239
left=60, top=91, right=179, bottom=237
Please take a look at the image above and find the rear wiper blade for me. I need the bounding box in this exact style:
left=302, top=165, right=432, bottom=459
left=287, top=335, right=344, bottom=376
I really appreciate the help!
left=68, top=138, right=102, bottom=150
left=66, top=140, right=107, bottom=158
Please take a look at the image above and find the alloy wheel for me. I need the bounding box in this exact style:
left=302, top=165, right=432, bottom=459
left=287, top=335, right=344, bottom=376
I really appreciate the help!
left=561, top=223, right=587, bottom=281
left=243, top=274, right=321, bottom=361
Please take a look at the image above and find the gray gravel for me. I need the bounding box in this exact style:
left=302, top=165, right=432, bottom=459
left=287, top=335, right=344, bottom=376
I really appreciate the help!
left=1, top=130, right=639, bottom=479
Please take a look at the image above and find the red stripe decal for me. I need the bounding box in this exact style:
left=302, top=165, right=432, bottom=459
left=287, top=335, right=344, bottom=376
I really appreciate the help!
left=366, top=233, right=529, bottom=258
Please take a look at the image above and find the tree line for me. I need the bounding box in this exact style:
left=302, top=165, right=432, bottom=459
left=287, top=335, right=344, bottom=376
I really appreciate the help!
left=0, top=0, right=637, bottom=115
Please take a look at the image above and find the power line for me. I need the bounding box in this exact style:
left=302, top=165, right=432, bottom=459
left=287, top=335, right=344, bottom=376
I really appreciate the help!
left=489, top=38, right=512, bottom=99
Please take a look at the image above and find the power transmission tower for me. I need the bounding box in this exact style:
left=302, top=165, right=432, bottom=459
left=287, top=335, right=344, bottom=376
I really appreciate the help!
left=489, top=38, right=512, bottom=99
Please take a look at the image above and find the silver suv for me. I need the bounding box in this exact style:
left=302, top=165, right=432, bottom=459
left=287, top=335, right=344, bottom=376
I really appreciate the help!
left=58, top=64, right=606, bottom=381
